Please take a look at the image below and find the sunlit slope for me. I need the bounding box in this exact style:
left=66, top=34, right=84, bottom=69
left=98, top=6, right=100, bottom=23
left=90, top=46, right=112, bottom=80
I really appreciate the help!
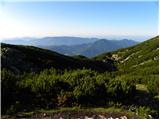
left=94, top=36, right=159, bottom=83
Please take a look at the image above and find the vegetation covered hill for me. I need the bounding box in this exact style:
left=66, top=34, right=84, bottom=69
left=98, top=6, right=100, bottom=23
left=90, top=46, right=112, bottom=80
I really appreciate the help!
left=1, top=43, right=115, bottom=73
left=94, top=36, right=159, bottom=84
left=1, top=36, right=159, bottom=118
left=94, top=36, right=159, bottom=96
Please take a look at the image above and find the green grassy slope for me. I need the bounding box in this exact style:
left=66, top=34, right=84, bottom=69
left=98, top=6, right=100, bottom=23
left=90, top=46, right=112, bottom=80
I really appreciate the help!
left=93, top=36, right=159, bottom=117
left=93, top=36, right=159, bottom=83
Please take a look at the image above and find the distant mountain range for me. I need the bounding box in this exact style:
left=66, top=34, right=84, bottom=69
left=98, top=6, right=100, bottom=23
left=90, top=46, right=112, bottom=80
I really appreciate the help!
left=2, top=36, right=138, bottom=57
left=2, top=37, right=98, bottom=46
left=39, top=39, right=138, bottom=57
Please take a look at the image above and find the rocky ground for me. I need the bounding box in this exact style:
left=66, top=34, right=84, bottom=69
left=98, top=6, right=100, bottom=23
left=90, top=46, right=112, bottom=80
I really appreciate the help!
left=2, top=110, right=140, bottom=119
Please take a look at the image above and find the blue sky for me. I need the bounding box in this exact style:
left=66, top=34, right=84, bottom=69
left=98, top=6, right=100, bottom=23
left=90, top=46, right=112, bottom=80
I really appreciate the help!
left=0, top=1, right=158, bottom=41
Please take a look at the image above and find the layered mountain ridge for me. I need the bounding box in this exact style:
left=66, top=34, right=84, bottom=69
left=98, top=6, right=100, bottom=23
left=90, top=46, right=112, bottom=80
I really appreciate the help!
left=39, top=39, right=137, bottom=57
left=2, top=36, right=138, bottom=57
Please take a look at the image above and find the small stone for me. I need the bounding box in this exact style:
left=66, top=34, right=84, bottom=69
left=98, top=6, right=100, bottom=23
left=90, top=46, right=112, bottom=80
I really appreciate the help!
left=85, top=116, right=89, bottom=119
left=43, top=113, right=46, bottom=117
left=98, top=115, right=106, bottom=119
left=108, top=117, right=113, bottom=119
left=85, top=116, right=92, bottom=119
left=148, top=115, right=152, bottom=119
left=120, top=116, right=127, bottom=119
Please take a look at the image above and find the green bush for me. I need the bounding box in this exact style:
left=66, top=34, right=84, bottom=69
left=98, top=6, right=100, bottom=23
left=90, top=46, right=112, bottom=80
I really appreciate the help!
left=6, top=101, right=22, bottom=115
left=106, top=79, right=136, bottom=101
left=57, top=91, right=74, bottom=107
left=1, top=69, right=18, bottom=113
left=137, top=106, right=152, bottom=118
left=2, top=68, right=137, bottom=114
left=147, top=78, right=159, bottom=97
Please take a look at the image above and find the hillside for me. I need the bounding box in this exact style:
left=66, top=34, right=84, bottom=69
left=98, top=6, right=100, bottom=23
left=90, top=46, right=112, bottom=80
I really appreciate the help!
left=1, top=36, right=159, bottom=119
left=40, top=39, right=137, bottom=57
left=94, top=36, right=159, bottom=83
left=93, top=36, right=159, bottom=116
left=1, top=43, right=115, bottom=73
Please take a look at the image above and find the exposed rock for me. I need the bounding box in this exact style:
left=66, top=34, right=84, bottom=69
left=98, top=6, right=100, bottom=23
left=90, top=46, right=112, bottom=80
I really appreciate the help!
left=148, top=115, right=152, bottom=119
left=98, top=115, right=106, bottom=119
left=112, top=54, right=121, bottom=61
left=108, top=117, right=113, bottom=119
left=85, top=116, right=91, bottom=119
left=154, top=56, right=158, bottom=60
left=43, top=113, right=46, bottom=117
left=120, top=116, right=127, bottom=119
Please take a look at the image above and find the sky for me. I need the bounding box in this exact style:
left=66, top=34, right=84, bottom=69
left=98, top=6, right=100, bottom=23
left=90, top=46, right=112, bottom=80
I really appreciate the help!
left=0, top=0, right=158, bottom=41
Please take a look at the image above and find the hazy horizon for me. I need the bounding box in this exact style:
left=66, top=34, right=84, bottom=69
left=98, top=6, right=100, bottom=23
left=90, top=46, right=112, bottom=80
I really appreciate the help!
left=1, top=35, right=157, bottom=42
